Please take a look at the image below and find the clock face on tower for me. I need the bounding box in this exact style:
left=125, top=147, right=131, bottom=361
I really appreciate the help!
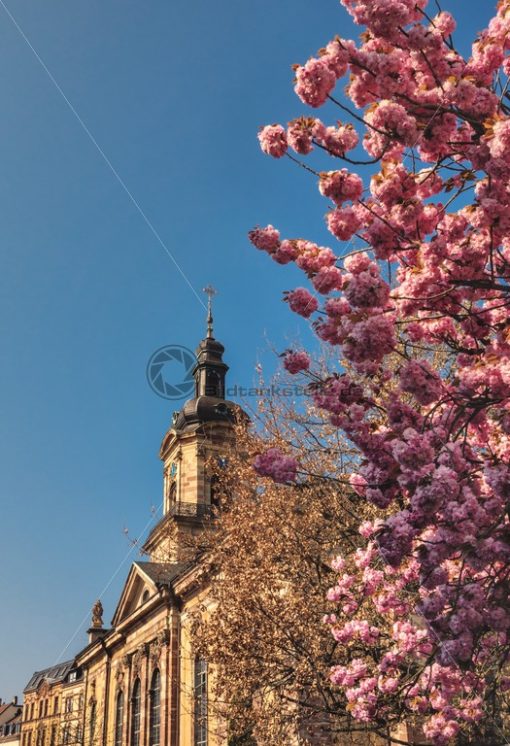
left=170, top=462, right=177, bottom=478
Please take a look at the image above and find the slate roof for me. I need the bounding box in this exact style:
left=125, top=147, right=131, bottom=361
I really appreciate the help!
left=24, top=660, right=74, bottom=693
left=134, top=561, right=190, bottom=586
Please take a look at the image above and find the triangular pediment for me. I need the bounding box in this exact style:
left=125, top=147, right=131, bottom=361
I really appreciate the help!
left=111, top=563, right=158, bottom=627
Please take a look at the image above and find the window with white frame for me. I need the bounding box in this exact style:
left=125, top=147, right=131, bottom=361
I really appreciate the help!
left=193, top=658, right=208, bottom=746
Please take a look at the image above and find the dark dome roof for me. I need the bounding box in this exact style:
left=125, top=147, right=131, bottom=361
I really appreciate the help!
left=174, top=395, right=237, bottom=431
left=196, top=336, right=225, bottom=358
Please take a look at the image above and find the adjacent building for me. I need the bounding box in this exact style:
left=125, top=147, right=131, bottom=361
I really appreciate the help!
left=22, top=662, right=84, bottom=746
left=0, top=698, right=22, bottom=746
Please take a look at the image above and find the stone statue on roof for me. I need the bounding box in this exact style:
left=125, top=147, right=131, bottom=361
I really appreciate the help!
left=91, top=599, right=104, bottom=629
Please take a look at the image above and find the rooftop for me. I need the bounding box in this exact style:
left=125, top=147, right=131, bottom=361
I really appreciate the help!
left=134, top=561, right=190, bottom=586
left=24, top=661, right=75, bottom=693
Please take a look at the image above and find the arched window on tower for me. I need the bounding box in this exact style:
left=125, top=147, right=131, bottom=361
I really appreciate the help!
left=114, top=691, right=124, bottom=746
left=205, top=370, right=221, bottom=398
left=168, top=480, right=177, bottom=507
left=130, top=680, right=141, bottom=746
left=149, top=670, right=161, bottom=746
left=193, top=657, right=208, bottom=746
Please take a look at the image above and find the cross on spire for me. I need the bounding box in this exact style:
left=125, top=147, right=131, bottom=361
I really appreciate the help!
left=203, top=285, right=217, bottom=338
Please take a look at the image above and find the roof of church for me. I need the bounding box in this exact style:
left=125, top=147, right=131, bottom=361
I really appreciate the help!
left=134, top=561, right=190, bottom=586
left=24, top=660, right=75, bottom=692
left=173, top=395, right=238, bottom=432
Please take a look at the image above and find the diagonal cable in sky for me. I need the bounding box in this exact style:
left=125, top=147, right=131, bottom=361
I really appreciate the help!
left=0, top=0, right=207, bottom=311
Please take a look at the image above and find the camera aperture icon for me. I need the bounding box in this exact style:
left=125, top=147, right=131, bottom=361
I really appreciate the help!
left=147, top=345, right=196, bottom=400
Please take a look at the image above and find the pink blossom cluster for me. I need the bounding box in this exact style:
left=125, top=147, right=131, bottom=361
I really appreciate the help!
left=282, top=350, right=311, bottom=374
left=326, top=205, right=362, bottom=241
left=399, top=359, right=443, bottom=405
left=259, top=117, right=360, bottom=160
left=319, top=169, right=363, bottom=205
left=284, top=287, right=318, bottom=317
left=248, top=224, right=280, bottom=253
left=249, top=0, right=510, bottom=741
left=257, top=125, right=287, bottom=158
left=253, top=447, right=298, bottom=484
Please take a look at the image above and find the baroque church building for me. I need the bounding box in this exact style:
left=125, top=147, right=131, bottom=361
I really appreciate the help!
left=20, top=312, right=416, bottom=746
left=21, top=312, right=238, bottom=746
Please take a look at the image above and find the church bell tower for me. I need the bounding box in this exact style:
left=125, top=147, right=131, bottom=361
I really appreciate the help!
left=143, top=288, right=238, bottom=562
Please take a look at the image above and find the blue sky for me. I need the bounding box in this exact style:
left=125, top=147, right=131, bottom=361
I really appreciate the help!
left=0, top=0, right=496, bottom=697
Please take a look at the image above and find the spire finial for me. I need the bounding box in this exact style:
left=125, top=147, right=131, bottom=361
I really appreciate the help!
left=203, top=285, right=217, bottom=338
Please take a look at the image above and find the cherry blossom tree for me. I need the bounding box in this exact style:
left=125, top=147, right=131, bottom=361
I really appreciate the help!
left=249, top=1, right=510, bottom=743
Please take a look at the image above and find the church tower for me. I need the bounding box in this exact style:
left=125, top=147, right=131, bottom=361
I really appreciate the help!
left=143, top=291, right=238, bottom=562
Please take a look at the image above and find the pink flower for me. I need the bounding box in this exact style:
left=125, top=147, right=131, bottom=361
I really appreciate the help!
left=344, top=252, right=372, bottom=274
left=295, top=242, right=337, bottom=274
left=315, top=122, right=359, bottom=156
left=285, top=288, right=319, bottom=317
left=344, top=270, right=390, bottom=308
left=365, top=100, right=418, bottom=153
left=359, top=519, right=384, bottom=538
left=248, top=225, right=280, bottom=253
left=312, top=266, right=343, bottom=294
left=433, top=11, right=456, bottom=36
left=294, top=57, right=337, bottom=108
left=423, top=714, right=460, bottom=745
left=399, top=359, right=443, bottom=405
left=488, top=119, right=510, bottom=159
left=253, top=447, right=298, bottom=483
left=273, top=239, right=298, bottom=265
left=341, top=0, right=426, bottom=37
left=283, top=350, right=311, bottom=374
left=257, top=124, right=288, bottom=158
left=319, top=169, right=363, bottom=205
left=378, top=676, right=399, bottom=694
left=326, top=206, right=362, bottom=240
left=330, top=555, right=345, bottom=572
left=330, top=658, right=368, bottom=687
left=343, top=313, right=396, bottom=366
left=287, top=117, right=315, bottom=154
left=321, top=37, right=350, bottom=78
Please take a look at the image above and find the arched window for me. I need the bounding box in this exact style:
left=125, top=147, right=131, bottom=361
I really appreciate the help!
left=205, top=370, right=221, bottom=397
left=114, top=691, right=124, bottom=746
left=168, top=481, right=177, bottom=505
left=194, top=658, right=208, bottom=746
left=89, top=702, right=96, bottom=746
left=130, top=680, right=141, bottom=746
left=149, top=670, right=161, bottom=746
left=210, top=476, right=220, bottom=509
